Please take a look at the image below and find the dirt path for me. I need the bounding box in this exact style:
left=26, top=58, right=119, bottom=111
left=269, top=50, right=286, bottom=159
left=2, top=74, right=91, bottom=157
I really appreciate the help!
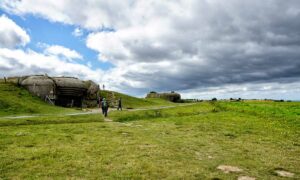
left=0, top=103, right=195, bottom=120
left=1, top=111, right=101, bottom=119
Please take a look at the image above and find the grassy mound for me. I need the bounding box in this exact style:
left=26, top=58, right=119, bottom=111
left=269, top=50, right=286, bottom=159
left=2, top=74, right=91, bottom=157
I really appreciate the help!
left=99, top=90, right=174, bottom=109
left=0, top=81, right=77, bottom=116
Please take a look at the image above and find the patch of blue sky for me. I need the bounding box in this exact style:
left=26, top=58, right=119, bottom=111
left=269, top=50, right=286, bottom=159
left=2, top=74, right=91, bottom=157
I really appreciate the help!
left=0, top=9, right=114, bottom=70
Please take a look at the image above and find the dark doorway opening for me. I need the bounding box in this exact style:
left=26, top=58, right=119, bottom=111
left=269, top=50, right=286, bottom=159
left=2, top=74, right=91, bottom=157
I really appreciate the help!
left=55, top=96, right=82, bottom=107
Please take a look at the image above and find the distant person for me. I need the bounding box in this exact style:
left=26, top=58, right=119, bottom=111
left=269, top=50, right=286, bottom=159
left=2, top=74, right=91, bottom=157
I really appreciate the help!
left=101, top=98, right=108, bottom=117
left=117, top=97, right=122, bottom=111
left=98, top=96, right=102, bottom=108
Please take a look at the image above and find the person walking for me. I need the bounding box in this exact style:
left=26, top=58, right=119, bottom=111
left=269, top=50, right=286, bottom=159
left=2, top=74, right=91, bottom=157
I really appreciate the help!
left=101, top=98, right=109, bottom=117
left=98, top=96, right=102, bottom=108
left=117, top=97, right=122, bottom=111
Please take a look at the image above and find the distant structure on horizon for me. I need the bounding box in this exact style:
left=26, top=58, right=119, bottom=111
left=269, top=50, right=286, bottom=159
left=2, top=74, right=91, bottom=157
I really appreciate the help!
left=6, top=75, right=99, bottom=108
left=146, top=91, right=181, bottom=102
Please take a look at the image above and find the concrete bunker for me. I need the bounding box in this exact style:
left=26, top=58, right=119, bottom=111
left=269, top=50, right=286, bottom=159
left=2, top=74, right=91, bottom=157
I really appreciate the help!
left=146, top=91, right=181, bottom=102
left=7, top=75, right=99, bottom=108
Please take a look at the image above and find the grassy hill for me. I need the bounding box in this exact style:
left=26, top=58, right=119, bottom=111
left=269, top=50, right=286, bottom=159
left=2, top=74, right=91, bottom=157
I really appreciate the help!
left=99, top=90, right=175, bottom=109
left=0, top=81, right=77, bottom=116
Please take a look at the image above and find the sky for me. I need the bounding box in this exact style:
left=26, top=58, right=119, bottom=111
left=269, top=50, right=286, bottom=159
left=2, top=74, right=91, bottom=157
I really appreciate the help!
left=0, top=0, right=300, bottom=100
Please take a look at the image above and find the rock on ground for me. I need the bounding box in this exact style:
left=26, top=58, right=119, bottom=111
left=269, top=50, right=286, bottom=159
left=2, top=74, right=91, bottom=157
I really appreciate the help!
left=275, top=170, right=294, bottom=178
left=217, top=165, right=243, bottom=173
left=238, top=176, right=256, bottom=180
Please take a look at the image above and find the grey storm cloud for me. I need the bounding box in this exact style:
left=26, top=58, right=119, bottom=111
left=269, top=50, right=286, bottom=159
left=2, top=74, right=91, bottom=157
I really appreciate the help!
left=113, top=0, right=300, bottom=93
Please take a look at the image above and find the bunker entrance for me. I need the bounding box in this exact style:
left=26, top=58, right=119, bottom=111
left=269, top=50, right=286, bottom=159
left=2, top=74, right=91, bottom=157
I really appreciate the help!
left=55, top=96, right=82, bottom=107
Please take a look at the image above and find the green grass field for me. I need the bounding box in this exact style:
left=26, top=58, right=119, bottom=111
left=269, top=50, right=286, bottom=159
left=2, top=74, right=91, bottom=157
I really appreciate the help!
left=0, top=83, right=299, bottom=179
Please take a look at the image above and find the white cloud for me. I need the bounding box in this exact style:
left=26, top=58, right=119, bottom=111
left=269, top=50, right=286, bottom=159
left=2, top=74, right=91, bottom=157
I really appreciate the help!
left=72, top=27, right=83, bottom=37
left=181, top=82, right=300, bottom=100
left=0, top=0, right=130, bottom=30
left=0, top=14, right=30, bottom=48
left=0, top=0, right=187, bottom=30
left=0, top=47, right=102, bottom=83
left=87, top=31, right=131, bottom=63
left=43, top=45, right=82, bottom=61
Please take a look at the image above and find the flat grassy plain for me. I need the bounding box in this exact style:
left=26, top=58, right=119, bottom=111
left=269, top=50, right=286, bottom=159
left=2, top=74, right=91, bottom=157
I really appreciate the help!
left=0, top=100, right=299, bottom=179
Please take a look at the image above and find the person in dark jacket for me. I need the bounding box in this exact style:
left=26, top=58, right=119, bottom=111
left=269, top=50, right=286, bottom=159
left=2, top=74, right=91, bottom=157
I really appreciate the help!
left=101, top=98, right=109, bottom=117
left=117, top=97, right=122, bottom=111
left=99, top=96, right=102, bottom=108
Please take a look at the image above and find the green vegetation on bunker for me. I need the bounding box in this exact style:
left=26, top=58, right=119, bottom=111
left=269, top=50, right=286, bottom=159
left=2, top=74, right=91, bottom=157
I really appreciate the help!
left=0, top=81, right=78, bottom=116
left=0, top=100, right=299, bottom=179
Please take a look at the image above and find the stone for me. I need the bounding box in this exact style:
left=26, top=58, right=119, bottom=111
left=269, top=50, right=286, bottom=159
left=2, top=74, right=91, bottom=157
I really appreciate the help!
left=238, top=176, right=256, bottom=180
left=274, top=170, right=294, bottom=178
left=217, top=165, right=243, bottom=173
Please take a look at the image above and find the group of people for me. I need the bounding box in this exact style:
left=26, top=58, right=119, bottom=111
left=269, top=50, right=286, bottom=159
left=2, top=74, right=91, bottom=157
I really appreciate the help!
left=98, top=97, right=122, bottom=117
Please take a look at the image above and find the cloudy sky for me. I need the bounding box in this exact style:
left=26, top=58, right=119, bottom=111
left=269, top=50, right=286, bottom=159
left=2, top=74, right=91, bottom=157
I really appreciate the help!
left=0, top=0, right=300, bottom=100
